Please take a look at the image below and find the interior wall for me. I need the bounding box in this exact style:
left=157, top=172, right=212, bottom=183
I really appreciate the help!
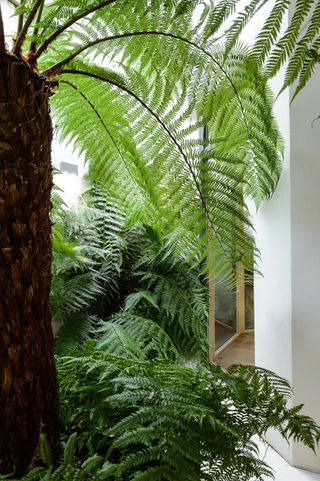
left=237, top=0, right=320, bottom=470
left=290, top=68, right=320, bottom=472
left=254, top=76, right=294, bottom=463
left=253, top=6, right=320, bottom=473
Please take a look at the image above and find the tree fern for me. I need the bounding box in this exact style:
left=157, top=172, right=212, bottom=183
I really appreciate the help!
left=0, top=0, right=317, bottom=477
left=9, top=0, right=282, bottom=281
left=51, top=48, right=279, bottom=278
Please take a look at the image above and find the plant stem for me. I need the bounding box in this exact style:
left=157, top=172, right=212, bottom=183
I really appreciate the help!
left=13, top=0, right=43, bottom=56
left=17, top=0, right=26, bottom=37
left=0, top=5, right=5, bottom=51
left=32, top=0, right=118, bottom=62
left=29, top=0, right=45, bottom=54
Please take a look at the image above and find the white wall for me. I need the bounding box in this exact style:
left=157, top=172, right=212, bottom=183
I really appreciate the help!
left=290, top=69, right=320, bottom=471
left=252, top=7, right=294, bottom=458
left=52, top=138, right=86, bottom=207
left=254, top=78, right=294, bottom=462
left=232, top=0, right=320, bottom=471
left=253, top=6, right=320, bottom=473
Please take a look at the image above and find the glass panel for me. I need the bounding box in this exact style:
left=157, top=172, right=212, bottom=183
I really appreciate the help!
left=215, top=281, right=236, bottom=349
left=245, top=271, right=254, bottom=330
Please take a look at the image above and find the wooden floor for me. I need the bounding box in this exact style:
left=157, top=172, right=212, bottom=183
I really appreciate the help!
left=216, top=332, right=255, bottom=369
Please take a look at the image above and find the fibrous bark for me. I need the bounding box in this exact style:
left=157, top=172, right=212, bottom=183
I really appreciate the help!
left=0, top=51, right=59, bottom=477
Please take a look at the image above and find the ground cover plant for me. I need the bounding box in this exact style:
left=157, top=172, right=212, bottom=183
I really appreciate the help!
left=1, top=0, right=320, bottom=478
left=3, top=343, right=320, bottom=481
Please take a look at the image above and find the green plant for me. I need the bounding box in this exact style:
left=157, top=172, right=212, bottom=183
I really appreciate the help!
left=3, top=433, right=106, bottom=481
left=2, top=1, right=283, bottom=471
left=51, top=185, right=209, bottom=358
left=53, top=342, right=320, bottom=481
left=47, top=2, right=283, bottom=279
left=100, top=261, right=210, bottom=359
left=51, top=185, right=131, bottom=353
left=1, top=0, right=314, bottom=474
left=2, top=342, right=319, bottom=481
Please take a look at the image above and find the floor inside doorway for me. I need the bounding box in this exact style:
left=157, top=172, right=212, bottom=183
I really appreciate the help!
left=215, top=322, right=235, bottom=348
left=216, top=331, right=255, bottom=369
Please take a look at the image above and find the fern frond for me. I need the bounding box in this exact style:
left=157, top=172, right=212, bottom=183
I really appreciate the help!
left=19, top=467, right=48, bottom=481
left=98, top=313, right=179, bottom=361
left=252, top=0, right=291, bottom=66
left=39, top=434, right=54, bottom=468
left=97, top=322, right=143, bottom=359
left=225, top=0, right=320, bottom=97
left=264, top=0, right=315, bottom=76
left=55, top=314, right=99, bottom=355
left=56, top=345, right=320, bottom=481
left=45, top=5, right=283, bottom=282
left=63, top=433, right=78, bottom=467
left=123, top=290, right=159, bottom=312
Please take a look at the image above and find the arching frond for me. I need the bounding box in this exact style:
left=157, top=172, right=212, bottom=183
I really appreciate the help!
left=50, top=42, right=281, bottom=280
left=1, top=0, right=275, bottom=281
left=223, top=0, right=320, bottom=98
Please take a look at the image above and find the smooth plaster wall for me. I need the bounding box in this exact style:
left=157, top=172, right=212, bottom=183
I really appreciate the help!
left=290, top=69, right=320, bottom=471
left=238, top=0, right=320, bottom=470
left=254, top=74, right=294, bottom=464
left=237, top=0, right=294, bottom=390
left=253, top=7, right=320, bottom=473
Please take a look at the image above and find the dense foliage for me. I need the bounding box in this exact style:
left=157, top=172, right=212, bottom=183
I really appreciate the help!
left=1, top=0, right=319, bottom=479
left=56, top=348, right=320, bottom=481
left=10, top=0, right=283, bottom=282
left=51, top=185, right=209, bottom=359
left=3, top=184, right=306, bottom=481
left=4, top=343, right=320, bottom=481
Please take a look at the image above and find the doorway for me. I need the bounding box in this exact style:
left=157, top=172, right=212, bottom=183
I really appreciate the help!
left=209, top=264, right=254, bottom=360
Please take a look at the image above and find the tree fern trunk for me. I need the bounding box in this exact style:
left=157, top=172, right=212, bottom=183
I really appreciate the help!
left=0, top=51, right=59, bottom=476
